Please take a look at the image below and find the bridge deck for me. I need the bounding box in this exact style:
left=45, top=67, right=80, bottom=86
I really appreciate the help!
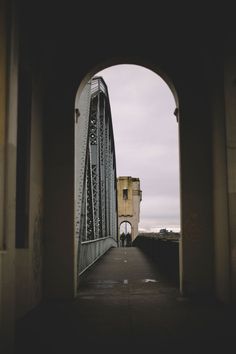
left=16, top=247, right=235, bottom=353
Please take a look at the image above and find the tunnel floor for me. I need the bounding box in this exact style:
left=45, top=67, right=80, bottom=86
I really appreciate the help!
left=15, top=247, right=236, bottom=353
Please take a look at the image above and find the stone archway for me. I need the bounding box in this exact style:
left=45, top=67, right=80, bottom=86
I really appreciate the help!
left=117, top=176, right=142, bottom=243
left=119, top=221, right=132, bottom=247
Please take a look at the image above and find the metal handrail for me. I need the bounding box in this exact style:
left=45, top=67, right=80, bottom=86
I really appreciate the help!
left=81, top=235, right=114, bottom=245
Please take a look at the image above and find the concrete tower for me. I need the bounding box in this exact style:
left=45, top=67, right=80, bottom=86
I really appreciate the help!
left=117, top=176, right=142, bottom=243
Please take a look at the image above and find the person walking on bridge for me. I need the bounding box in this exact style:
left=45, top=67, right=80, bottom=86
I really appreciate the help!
left=120, top=232, right=125, bottom=247
left=126, top=232, right=132, bottom=247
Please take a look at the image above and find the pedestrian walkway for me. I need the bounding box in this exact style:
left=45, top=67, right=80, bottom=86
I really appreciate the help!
left=15, top=247, right=235, bottom=353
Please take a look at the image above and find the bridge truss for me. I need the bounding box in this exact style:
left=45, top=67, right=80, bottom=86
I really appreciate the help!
left=75, top=77, right=118, bottom=277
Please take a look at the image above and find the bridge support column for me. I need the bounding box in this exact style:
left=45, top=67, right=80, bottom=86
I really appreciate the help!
left=211, top=62, right=231, bottom=303
left=179, top=80, right=214, bottom=297
left=224, top=55, right=236, bottom=302
left=43, top=79, right=76, bottom=300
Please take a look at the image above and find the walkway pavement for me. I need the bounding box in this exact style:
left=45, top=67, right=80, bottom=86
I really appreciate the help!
left=15, top=247, right=236, bottom=353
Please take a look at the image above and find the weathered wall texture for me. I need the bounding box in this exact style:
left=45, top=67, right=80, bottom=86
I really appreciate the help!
left=15, top=77, right=44, bottom=319
left=0, top=2, right=17, bottom=350
left=0, top=3, right=44, bottom=350
left=1, top=1, right=236, bottom=351
left=224, top=56, right=236, bottom=300
left=117, top=176, right=142, bottom=241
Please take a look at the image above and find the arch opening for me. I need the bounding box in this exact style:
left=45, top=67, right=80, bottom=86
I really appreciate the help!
left=119, top=221, right=132, bottom=247
left=75, top=61, right=181, bottom=292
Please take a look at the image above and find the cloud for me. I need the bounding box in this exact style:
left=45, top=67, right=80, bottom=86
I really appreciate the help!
left=96, top=64, right=180, bottom=231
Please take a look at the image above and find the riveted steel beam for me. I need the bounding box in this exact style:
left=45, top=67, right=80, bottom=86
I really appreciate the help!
left=76, top=77, right=118, bottom=276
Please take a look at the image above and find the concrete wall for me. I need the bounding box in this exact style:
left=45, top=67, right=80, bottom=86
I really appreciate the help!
left=0, top=4, right=45, bottom=351
left=224, top=55, right=236, bottom=301
left=2, top=1, right=236, bottom=351
left=117, top=177, right=134, bottom=216
left=178, top=74, right=214, bottom=296
left=132, top=179, right=142, bottom=239
left=15, top=76, right=44, bottom=319
left=0, top=2, right=17, bottom=351
left=43, top=76, right=75, bottom=300
left=117, top=177, right=142, bottom=241
left=0, top=0, right=7, bottom=251
left=210, top=59, right=231, bottom=303
left=133, top=235, right=179, bottom=285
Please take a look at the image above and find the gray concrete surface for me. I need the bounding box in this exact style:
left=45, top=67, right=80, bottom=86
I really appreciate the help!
left=15, top=247, right=236, bottom=353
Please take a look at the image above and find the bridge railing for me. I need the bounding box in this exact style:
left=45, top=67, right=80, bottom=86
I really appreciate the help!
left=79, top=236, right=117, bottom=275
left=76, top=76, right=118, bottom=279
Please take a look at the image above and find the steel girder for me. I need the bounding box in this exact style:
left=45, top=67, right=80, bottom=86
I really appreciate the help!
left=76, top=77, right=118, bottom=246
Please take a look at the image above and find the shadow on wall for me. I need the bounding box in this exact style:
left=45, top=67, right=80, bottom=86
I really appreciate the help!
left=133, top=235, right=179, bottom=285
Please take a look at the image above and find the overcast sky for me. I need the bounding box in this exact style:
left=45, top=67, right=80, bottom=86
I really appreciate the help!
left=95, top=65, right=180, bottom=232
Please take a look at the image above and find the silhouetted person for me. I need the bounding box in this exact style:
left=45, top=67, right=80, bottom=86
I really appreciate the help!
left=120, top=232, right=125, bottom=247
left=126, top=233, right=132, bottom=247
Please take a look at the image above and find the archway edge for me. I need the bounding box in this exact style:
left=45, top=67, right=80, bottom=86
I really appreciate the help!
left=73, top=54, right=217, bottom=300
left=75, top=57, right=179, bottom=109
left=119, top=220, right=132, bottom=227
left=119, top=220, right=133, bottom=235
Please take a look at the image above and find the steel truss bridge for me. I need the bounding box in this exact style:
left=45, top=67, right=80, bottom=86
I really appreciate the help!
left=75, top=77, right=118, bottom=278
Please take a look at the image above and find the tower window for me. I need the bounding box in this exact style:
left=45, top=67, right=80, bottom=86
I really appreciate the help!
left=123, top=188, right=128, bottom=200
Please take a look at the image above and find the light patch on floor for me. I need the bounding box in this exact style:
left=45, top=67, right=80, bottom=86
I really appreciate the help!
left=142, top=279, right=158, bottom=283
